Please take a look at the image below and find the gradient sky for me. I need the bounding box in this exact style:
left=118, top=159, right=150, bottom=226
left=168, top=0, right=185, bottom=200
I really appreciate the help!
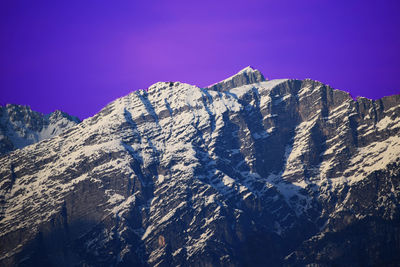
left=1, top=0, right=399, bottom=119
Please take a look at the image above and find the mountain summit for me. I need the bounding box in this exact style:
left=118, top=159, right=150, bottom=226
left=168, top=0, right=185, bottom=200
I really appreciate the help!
left=0, top=69, right=399, bottom=266
left=207, top=66, right=266, bottom=91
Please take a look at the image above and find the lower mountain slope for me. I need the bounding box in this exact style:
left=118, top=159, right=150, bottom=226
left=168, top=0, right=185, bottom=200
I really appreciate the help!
left=0, top=69, right=399, bottom=266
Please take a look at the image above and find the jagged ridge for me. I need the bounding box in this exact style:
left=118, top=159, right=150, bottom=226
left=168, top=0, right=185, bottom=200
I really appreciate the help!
left=0, top=104, right=80, bottom=155
left=0, top=69, right=399, bottom=266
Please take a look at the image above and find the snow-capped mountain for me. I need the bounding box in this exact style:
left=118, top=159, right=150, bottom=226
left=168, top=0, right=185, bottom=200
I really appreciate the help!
left=0, top=67, right=399, bottom=266
left=0, top=104, right=80, bottom=155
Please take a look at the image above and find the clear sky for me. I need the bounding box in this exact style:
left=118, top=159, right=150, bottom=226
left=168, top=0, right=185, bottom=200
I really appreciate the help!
left=1, top=0, right=399, bottom=119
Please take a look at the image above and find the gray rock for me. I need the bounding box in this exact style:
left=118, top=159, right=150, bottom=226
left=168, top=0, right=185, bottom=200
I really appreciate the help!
left=0, top=70, right=399, bottom=266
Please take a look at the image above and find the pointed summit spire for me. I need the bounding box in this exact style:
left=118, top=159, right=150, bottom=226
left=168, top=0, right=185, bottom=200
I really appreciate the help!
left=237, top=66, right=258, bottom=74
left=207, top=66, right=266, bottom=91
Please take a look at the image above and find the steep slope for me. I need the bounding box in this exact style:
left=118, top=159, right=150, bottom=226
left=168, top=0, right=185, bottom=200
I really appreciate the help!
left=0, top=104, right=81, bottom=155
left=0, top=68, right=399, bottom=266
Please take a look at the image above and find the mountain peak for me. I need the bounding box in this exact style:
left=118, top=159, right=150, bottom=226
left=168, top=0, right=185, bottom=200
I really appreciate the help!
left=237, top=65, right=258, bottom=74
left=1, top=73, right=400, bottom=266
left=46, top=109, right=81, bottom=123
left=207, top=66, right=266, bottom=91
left=0, top=105, right=80, bottom=155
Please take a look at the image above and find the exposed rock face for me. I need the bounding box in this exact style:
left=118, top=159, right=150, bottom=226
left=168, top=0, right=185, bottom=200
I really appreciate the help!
left=0, top=68, right=399, bottom=266
left=0, top=104, right=80, bottom=155
left=207, top=66, right=266, bottom=91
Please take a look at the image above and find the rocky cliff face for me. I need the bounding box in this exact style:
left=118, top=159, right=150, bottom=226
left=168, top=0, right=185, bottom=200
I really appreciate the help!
left=0, top=105, right=80, bottom=155
left=0, top=67, right=399, bottom=266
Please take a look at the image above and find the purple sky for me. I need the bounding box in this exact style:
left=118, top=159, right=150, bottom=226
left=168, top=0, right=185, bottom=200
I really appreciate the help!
left=1, top=0, right=399, bottom=119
